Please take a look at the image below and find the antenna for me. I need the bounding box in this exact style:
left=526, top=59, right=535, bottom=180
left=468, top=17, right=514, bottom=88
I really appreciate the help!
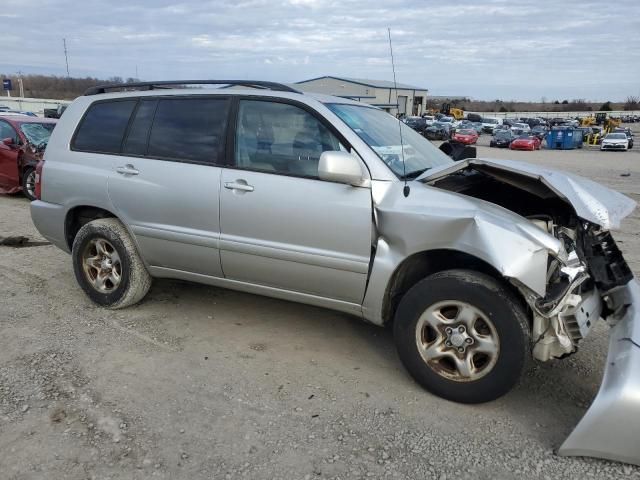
left=63, top=38, right=70, bottom=77
left=388, top=28, right=410, bottom=198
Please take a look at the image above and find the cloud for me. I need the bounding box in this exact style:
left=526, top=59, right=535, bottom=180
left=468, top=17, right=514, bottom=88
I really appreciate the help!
left=0, top=0, right=638, bottom=99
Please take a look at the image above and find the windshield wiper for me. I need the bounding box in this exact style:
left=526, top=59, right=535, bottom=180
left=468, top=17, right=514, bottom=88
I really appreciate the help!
left=401, top=167, right=430, bottom=180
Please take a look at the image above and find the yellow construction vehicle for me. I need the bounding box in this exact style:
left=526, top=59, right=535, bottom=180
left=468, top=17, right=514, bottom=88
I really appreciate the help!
left=440, top=103, right=465, bottom=120
left=580, top=116, right=596, bottom=127
left=595, top=113, right=621, bottom=133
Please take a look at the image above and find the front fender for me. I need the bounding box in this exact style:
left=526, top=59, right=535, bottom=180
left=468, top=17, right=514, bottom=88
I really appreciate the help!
left=362, top=181, right=557, bottom=325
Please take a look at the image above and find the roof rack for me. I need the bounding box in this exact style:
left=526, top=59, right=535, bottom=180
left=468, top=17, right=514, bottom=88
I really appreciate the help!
left=84, top=80, right=301, bottom=96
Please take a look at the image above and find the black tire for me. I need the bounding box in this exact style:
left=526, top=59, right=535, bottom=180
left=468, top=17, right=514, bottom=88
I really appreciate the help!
left=393, top=269, right=530, bottom=404
left=21, top=167, right=36, bottom=201
left=72, top=218, right=152, bottom=309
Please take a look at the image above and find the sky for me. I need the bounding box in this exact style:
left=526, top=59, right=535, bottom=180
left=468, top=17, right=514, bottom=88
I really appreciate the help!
left=1, top=0, right=639, bottom=101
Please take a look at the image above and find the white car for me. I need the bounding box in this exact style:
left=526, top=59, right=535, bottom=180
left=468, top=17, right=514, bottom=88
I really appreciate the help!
left=601, top=132, right=629, bottom=151
left=511, top=122, right=531, bottom=133
left=481, top=117, right=502, bottom=134
left=421, top=115, right=435, bottom=126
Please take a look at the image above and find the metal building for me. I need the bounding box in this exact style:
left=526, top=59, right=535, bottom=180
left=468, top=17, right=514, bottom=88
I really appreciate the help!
left=294, top=76, right=428, bottom=116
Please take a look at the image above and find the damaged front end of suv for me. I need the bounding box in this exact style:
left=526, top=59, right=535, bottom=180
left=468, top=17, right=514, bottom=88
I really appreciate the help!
left=414, top=158, right=639, bottom=465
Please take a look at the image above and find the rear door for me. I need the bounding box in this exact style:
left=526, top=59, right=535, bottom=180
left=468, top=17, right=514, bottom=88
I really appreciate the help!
left=107, top=96, right=229, bottom=277
left=0, top=120, right=20, bottom=191
left=219, top=98, right=373, bottom=304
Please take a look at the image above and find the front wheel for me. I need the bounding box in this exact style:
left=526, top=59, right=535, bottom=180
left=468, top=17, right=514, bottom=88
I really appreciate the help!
left=393, top=269, right=530, bottom=404
left=21, top=167, right=37, bottom=201
left=72, top=218, right=152, bottom=309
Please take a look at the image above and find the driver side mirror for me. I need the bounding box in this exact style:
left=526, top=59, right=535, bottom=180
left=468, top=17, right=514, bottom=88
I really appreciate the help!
left=2, top=137, right=15, bottom=146
left=318, top=151, right=365, bottom=185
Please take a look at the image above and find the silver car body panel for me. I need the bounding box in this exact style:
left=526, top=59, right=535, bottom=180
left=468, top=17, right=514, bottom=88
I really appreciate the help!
left=362, top=179, right=560, bottom=325
left=218, top=169, right=373, bottom=304
left=559, top=280, right=640, bottom=466
left=31, top=86, right=640, bottom=466
left=419, top=158, right=636, bottom=230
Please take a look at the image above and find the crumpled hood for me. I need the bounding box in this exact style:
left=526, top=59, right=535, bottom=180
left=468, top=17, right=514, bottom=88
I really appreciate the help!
left=418, top=158, right=636, bottom=230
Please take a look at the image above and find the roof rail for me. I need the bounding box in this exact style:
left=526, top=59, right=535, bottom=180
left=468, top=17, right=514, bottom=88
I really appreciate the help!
left=84, top=80, right=301, bottom=96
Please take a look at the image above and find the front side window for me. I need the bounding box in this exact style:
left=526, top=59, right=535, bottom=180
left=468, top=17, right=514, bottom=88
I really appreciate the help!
left=235, top=100, right=342, bottom=177
left=147, top=97, right=229, bottom=164
left=72, top=100, right=137, bottom=153
left=327, top=103, right=453, bottom=179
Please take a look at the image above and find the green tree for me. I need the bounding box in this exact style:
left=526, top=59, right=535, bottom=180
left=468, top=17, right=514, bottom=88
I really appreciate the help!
left=599, top=101, right=612, bottom=111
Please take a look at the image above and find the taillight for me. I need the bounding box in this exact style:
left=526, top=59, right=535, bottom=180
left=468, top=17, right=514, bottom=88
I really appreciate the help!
left=34, top=160, right=44, bottom=200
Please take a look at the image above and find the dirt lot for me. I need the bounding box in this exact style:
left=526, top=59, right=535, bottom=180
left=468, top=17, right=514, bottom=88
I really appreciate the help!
left=1, top=133, right=640, bottom=479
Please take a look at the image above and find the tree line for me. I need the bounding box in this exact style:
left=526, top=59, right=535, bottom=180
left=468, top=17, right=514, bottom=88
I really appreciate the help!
left=0, top=74, right=140, bottom=100
left=3, top=74, right=640, bottom=111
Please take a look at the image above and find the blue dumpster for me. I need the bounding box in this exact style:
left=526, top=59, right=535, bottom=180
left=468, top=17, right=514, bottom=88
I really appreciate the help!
left=545, top=126, right=583, bottom=150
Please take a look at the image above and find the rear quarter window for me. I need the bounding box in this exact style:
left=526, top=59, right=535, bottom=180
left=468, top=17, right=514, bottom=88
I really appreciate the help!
left=72, top=100, right=137, bottom=153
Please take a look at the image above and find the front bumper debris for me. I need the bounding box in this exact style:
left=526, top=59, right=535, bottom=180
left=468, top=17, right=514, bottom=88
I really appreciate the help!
left=559, top=279, right=640, bottom=465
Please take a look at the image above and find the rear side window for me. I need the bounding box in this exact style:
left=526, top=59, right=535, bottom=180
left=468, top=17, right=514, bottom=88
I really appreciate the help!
left=147, top=98, right=229, bottom=164
left=72, top=100, right=136, bottom=153
left=123, top=99, right=158, bottom=155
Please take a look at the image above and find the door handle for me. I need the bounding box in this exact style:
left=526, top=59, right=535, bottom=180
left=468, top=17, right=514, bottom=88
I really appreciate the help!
left=116, top=164, right=139, bottom=175
left=224, top=181, right=254, bottom=192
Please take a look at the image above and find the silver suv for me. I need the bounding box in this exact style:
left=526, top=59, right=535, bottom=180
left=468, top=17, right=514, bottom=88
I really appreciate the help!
left=30, top=81, right=640, bottom=464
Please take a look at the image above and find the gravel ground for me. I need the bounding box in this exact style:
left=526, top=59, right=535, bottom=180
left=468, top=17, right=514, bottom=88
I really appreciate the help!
left=1, top=127, right=640, bottom=479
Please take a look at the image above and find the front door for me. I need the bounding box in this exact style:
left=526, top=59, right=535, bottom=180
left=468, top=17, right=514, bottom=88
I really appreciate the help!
left=0, top=120, right=20, bottom=191
left=219, top=98, right=373, bottom=304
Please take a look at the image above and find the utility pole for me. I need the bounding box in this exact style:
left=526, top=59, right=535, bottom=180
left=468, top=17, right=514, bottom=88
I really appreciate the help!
left=17, top=70, right=24, bottom=98
left=63, top=38, right=70, bottom=77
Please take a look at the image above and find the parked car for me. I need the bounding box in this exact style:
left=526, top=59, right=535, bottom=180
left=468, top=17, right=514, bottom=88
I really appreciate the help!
left=600, top=132, right=629, bottom=151
left=613, top=127, right=634, bottom=149
left=489, top=129, right=515, bottom=148
left=466, top=113, right=483, bottom=123
left=44, top=104, right=68, bottom=119
left=421, top=115, right=435, bottom=126
left=470, top=122, right=483, bottom=135
left=531, top=125, right=548, bottom=140
left=492, top=124, right=511, bottom=134
left=424, top=121, right=452, bottom=140
left=509, top=134, right=541, bottom=150
left=452, top=128, right=478, bottom=145
left=511, top=122, right=531, bottom=134
left=404, top=116, right=428, bottom=134
left=481, top=117, right=502, bottom=134
left=0, top=114, right=57, bottom=200
left=29, top=80, right=640, bottom=465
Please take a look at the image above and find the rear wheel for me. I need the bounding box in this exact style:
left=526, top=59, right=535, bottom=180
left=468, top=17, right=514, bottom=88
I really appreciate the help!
left=21, top=167, right=36, bottom=201
left=72, top=218, right=151, bottom=309
left=393, top=269, right=530, bottom=403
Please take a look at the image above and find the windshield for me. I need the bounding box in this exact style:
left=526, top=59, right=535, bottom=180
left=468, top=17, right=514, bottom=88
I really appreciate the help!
left=457, top=129, right=475, bottom=135
left=606, top=133, right=626, bottom=140
left=483, top=118, right=498, bottom=124
left=20, top=122, right=55, bottom=146
left=327, top=104, right=453, bottom=178
left=495, top=131, right=511, bottom=138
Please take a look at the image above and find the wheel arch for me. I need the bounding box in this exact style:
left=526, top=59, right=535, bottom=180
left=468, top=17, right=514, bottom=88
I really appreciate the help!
left=64, top=205, right=117, bottom=251
left=380, top=248, right=530, bottom=327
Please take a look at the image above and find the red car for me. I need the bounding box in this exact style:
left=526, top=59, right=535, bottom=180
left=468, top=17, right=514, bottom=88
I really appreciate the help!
left=509, top=134, right=541, bottom=151
left=451, top=128, right=478, bottom=145
left=0, top=115, right=57, bottom=200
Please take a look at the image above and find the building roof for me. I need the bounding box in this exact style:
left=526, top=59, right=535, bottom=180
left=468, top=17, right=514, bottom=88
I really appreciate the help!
left=295, top=76, right=427, bottom=91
